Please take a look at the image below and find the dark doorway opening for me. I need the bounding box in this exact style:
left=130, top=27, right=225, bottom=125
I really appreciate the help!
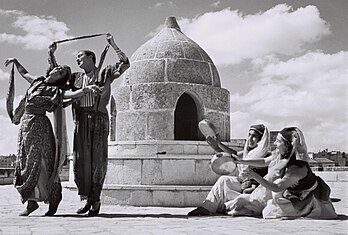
left=174, top=93, right=199, bottom=140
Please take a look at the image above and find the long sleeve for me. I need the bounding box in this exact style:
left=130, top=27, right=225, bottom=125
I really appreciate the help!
left=46, top=49, right=59, bottom=76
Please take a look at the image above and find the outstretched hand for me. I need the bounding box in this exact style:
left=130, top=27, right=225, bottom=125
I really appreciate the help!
left=85, top=84, right=102, bottom=94
left=106, top=33, right=128, bottom=62
left=106, top=33, right=116, bottom=47
left=206, top=134, right=221, bottom=151
left=49, top=42, right=57, bottom=53
left=4, top=58, right=17, bottom=67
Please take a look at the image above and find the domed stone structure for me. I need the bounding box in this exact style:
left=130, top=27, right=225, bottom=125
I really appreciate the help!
left=114, top=16, right=230, bottom=141
left=100, top=17, right=234, bottom=207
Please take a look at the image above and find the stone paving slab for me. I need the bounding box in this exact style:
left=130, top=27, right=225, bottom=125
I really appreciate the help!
left=0, top=184, right=347, bottom=235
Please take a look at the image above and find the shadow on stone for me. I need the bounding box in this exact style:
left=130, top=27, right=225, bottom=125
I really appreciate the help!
left=331, top=198, right=341, bottom=202
left=97, top=213, right=188, bottom=219
left=335, top=214, right=348, bottom=220
left=52, top=213, right=189, bottom=219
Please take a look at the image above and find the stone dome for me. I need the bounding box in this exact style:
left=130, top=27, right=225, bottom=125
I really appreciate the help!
left=114, top=16, right=230, bottom=142
left=122, top=16, right=221, bottom=87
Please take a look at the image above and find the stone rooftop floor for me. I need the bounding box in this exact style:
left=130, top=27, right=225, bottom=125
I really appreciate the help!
left=0, top=183, right=347, bottom=235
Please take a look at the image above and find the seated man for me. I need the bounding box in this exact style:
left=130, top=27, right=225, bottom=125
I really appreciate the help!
left=188, top=124, right=270, bottom=216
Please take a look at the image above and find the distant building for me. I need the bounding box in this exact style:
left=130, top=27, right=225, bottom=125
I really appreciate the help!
left=313, top=150, right=346, bottom=166
left=309, top=157, right=335, bottom=171
left=0, top=155, right=16, bottom=184
left=0, top=154, right=16, bottom=168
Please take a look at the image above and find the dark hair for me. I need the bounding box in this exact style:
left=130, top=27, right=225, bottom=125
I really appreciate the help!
left=278, top=127, right=297, bottom=158
left=48, top=65, right=71, bottom=89
left=79, top=50, right=96, bottom=64
left=246, top=125, right=264, bottom=151
left=281, top=139, right=293, bottom=160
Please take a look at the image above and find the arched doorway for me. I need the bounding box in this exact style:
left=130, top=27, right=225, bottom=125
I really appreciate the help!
left=174, top=93, right=200, bottom=140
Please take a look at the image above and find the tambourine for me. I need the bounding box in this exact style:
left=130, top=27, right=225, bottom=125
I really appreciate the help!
left=211, top=152, right=237, bottom=175
left=198, top=119, right=218, bottom=138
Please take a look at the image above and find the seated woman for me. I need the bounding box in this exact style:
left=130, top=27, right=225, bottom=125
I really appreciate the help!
left=224, top=128, right=296, bottom=217
left=240, top=127, right=337, bottom=219
left=5, top=57, right=73, bottom=216
left=188, top=124, right=270, bottom=216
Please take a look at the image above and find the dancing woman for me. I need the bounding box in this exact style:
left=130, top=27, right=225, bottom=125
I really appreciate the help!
left=5, top=57, right=71, bottom=216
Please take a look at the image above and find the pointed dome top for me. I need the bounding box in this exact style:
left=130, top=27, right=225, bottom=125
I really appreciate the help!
left=122, top=17, right=221, bottom=87
left=164, top=16, right=181, bottom=31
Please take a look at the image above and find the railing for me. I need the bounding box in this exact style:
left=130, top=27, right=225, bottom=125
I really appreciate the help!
left=311, top=166, right=348, bottom=171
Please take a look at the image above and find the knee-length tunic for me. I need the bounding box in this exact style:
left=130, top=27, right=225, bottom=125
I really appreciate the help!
left=14, top=78, right=61, bottom=203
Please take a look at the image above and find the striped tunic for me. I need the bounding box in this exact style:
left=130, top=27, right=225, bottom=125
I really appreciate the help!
left=70, top=61, right=130, bottom=201
left=79, top=71, right=97, bottom=107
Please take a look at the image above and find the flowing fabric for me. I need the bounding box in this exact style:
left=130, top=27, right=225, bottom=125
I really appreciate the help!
left=292, top=127, right=310, bottom=162
left=55, top=33, right=107, bottom=44
left=6, top=64, right=25, bottom=125
left=13, top=78, right=62, bottom=207
left=6, top=64, right=15, bottom=121
left=262, top=130, right=337, bottom=220
left=263, top=128, right=336, bottom=219
left=263, top=175, right=337, bottom=219
left=51, top=103, right=69, bottom=185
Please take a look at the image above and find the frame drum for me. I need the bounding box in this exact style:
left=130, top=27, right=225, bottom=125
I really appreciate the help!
left=198, top=119, right=218, bottom=138
left=211, top=152, right=237, bottom=175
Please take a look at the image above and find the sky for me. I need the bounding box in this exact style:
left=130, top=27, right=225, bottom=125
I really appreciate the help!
left=0, top=0, right=347, bottom=154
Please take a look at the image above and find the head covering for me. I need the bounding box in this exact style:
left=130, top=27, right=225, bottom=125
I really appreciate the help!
left=250, top=124, right=265, bottom=136
left=243, top=124, right=270, bottom=160
left=238, top=124, right=270, bottom=178
left=279, top=127, right=310, bottom=162
left=279, top=127, right=294, bottom=143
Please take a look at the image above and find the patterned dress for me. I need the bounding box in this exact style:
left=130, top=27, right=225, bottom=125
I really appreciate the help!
left=14, top=77, right=62, bottom=209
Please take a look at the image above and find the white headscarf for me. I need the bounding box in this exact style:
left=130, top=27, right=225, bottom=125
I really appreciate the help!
left=238, top=125, right=270, bottom=177
left=291, top=127, right=310, bottom=162
left=243, top=126, right=270, bottom=160
left=279, top=127, right=310, bottom=162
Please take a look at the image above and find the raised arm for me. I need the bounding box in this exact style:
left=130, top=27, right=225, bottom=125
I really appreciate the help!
left=47, top=42, right=59, bottom=71
left=106, top=33, right=128, bottom=63
left=105, top=33, right=130, bottom=82
left=4, top=58, right=37, bottom=83
left=206, top=135, right=238, bottom=155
